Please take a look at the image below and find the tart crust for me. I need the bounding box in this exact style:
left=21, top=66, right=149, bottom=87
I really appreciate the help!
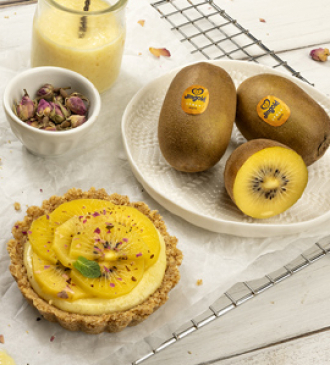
left=7, top=187, right=182, bottom=334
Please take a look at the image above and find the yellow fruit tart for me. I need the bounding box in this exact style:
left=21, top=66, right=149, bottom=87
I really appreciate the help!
left=7, top=188, right=182, bottom=333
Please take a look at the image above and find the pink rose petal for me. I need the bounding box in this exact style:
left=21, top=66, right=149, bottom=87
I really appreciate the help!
left=149, top=47, right=171, bottom=58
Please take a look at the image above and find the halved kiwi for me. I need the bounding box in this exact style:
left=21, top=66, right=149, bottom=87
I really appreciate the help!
left=224, top=139, right=308, bottom=219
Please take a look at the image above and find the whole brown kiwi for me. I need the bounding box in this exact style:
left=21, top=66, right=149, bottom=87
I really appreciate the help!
left=158, top=62, right=236, bottom=172
left=236, top=73, right=330, bottom=166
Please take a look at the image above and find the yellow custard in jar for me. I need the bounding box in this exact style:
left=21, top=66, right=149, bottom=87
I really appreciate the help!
left=31, top=0, right=126, bottom=92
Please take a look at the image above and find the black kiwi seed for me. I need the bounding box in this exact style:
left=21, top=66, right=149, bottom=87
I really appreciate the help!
left=250, top=168, right=290, bottom=199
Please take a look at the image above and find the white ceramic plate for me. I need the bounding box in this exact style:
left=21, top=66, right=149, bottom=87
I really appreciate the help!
left=122, top=60, right=330, bottom=237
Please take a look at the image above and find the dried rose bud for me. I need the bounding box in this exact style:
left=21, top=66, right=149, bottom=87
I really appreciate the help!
left=54, top=94, right=64, bottom=104
left=67, top=115, right=86, bottom=128
left=45, top=126, right=57, bottom=131
left=49, top=103, right=64, bottom=123
left=65, top=93, right=89, bottom=116
left=42, top=116, right=50, bottom=128
left=50, top=102, right=71, bottom=124
left=59, top=88, right=70, bottom=99
left=14, top=90, right=37, bottom=122
left=310, top=48, right=330, bottom=62
left=37, top=99, right=53, bottom=117
left=60, top=120, right=71, bottom=129
left=57, top=101, right=71, bottom=119
left=26, top=120, right=38, bottom=128
left=36, top=83, right=55, bottom=100
left=48, top=102, right=55, bottom=119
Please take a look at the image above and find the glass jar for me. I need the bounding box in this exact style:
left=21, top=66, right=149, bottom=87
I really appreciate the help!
left=31, top=0, right=127, bottom=93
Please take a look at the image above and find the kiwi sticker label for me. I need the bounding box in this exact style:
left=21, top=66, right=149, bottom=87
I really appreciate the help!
left=257, top=95, right=291, bottom=127
left=181, top=85, right=209, bottom=115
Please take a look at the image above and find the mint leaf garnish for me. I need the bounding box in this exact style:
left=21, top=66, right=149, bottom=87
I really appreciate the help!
left=73, top=256, right=101, bottom=278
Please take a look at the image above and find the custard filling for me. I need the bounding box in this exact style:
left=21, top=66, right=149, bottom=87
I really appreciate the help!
left=23, top=199, right=166, bottom=315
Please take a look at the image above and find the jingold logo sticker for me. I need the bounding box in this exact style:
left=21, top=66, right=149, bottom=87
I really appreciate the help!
left=257, top=95, right=291, bottom=127
left=181, top=85, right=209, bottom=115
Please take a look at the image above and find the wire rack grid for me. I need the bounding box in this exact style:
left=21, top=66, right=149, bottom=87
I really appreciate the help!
left=151, top=0, right=311, bottom=84
left=131, top=1, right=325, bottom=364
left=133, top=240, right=330, bottom=365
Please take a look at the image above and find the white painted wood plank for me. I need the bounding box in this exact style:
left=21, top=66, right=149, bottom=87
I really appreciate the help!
left=213, top=0, right=330, bottom=52
left=0, top=3, right=35, bottom=52
left=147, top=0, right=330, bottom=90
left=141, top=254, right=330, bottom=365
left=277, top=47, right=330, bottom=96
left=1, top=1, right=330, bottom=365
left=218, top=328, right=330, bottom=365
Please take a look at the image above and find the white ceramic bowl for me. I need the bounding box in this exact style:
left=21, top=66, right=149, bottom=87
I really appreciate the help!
left=3, top=66, right=101, bottom=157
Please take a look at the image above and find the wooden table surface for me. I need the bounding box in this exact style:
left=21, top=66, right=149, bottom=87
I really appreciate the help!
left=144, top=1, right=330, bottom=363
left=1, top=0, right=330, bottom=364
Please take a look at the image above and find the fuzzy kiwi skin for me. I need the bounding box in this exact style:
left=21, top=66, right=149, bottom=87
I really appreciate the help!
left=158, top=62, right=236, bottom=172
left=224, top=139, right=294, bottom=203
left=236, top=74, right=330, bottom=166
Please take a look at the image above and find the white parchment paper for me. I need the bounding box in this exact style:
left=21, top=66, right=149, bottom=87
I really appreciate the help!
left=0, top=1, right=330, bottom=364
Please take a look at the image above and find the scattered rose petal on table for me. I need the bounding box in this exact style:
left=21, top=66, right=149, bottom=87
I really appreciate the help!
left=138, top=20, right=145, bottom=27
left=259, top=18, right=266, bottom=22
left=149, top=47, right=171, bottom=58
left=310, top=48, right=330, bottom=62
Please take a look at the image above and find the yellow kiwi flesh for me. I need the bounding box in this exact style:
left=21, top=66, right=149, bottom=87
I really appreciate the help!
left=224, top=139, right=308, bottom=219
left=26, top=198, right=164, bottom=304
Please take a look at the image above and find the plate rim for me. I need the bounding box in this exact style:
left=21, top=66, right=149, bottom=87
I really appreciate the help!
left=121, top=59, right=330, bottom=237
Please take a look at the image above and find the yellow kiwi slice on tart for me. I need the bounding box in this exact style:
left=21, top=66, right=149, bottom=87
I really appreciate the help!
left=70, top=257, right=145, bottom=299
left=32, top=252, right=88, bottom=300
left=52, top=215, right=84, bottom=268
left=103, top=205, right=161, bottom=268
left=47, top=202, right=162, bottom=301
left=69, top=217, right=150, bottom=264
left=224, top=139, right=308, bottom=219
left=49, top=200, right=160, bottom=268
left=49, top=199, right=115, bottom=227
left=52, top=209, right=158, bottom=267
left=28, top=215, right=57, bottom=264
left=28, top=199, right=115, bottom=266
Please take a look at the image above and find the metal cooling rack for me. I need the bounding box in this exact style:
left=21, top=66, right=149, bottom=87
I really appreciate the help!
left=132, top=1, right=323, bottom=364
left=151, top=0, right=311, bottom=84
left=133, top=239, right=330, bottom=365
